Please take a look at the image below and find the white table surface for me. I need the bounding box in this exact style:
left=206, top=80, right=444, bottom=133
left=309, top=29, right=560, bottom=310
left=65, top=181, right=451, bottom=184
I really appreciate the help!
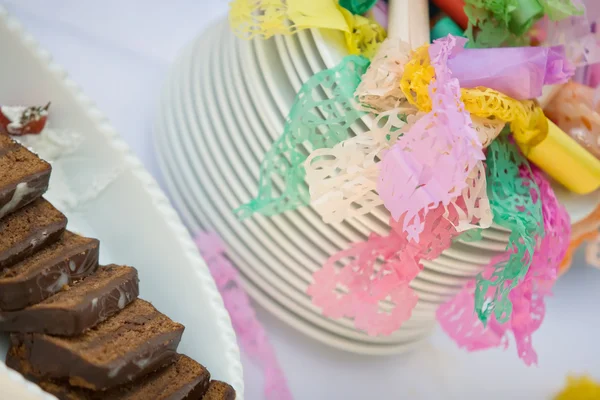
left=3, top=1, right=600, bottom=399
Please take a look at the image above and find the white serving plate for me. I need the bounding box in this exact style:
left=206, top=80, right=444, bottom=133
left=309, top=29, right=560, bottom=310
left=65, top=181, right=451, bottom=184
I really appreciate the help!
left=0, top=7, right=243, bottom=399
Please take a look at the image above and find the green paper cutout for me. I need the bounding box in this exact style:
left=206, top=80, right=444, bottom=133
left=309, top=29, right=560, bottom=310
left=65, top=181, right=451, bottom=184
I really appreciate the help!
left=539, top=0, right=584, bottom=21
left=464, top=0, right=581, bottom=48
left=475, top=134, right=544, bottom=325
left=339, top=0, right=378, bottom=15
left=235, top=55, right=370, bottom=219
left=509, top=0, right=544, bottom=36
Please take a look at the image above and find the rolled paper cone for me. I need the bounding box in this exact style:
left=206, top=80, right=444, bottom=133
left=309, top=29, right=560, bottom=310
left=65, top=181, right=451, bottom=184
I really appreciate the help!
left=431, top=0, right=468, bottom=30
left=431, top=16, right=465, bottom=41
left=388, top=0, right=430, bottom=46
left=508, top=0, right=544, bottom=36
left=522, top=119, right=600, bottom=194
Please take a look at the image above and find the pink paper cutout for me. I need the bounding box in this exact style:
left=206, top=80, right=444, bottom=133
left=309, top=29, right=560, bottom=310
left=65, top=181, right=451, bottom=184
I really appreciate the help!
left=195, top=232, right=293, bottom=400
left=308, top=161, right=490, bottom=335
left=378, top=35, right=484, bottom=240
left=437, top=166, right=571, bottom=365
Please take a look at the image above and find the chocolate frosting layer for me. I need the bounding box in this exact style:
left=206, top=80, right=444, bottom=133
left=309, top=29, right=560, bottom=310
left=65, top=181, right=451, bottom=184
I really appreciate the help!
left=12, top=300, right=185, bottom=390
left=0, top=226, right=66, bottom=270
left=0, top=170, right=51, bottom=219
left=0, top=265, right=138, bottom=335
left=7, top=352, right=211, bottom=400
left=0, top=235, right=99, bottom=311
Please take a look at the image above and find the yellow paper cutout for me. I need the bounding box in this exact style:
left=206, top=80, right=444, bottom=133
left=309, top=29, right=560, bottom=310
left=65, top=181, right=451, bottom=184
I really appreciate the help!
left=288, top=0, right=349, bottom=32
left=400, top=45, right=546, bottom=148
left=339, top=7, right=387, bottom=60
left=555, top=376, right=600, bottom=400
left=229, top=0, right=386, bottom=58
left=229, top=0, right=349, bottom=39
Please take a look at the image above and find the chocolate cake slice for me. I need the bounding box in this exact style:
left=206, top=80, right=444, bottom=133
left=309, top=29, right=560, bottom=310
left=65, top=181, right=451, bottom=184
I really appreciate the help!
left=202, top=381, right=236, bottom=400
left=6, top=350, right=211, bottom=400
left=0, top=198, right=67, bottom=270
left=0, top=265, right=138, bottom=335
left=0, top=231, right=99, bottom=311
left=0, top=134, right=51, bottom=219
left=11, top=299, right=185, bottom=390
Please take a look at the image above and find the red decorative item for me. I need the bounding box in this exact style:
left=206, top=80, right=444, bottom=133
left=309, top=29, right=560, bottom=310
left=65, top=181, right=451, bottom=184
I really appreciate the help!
left=0, top=103, right=50, bottom=136
left=431, top=0, right=468, bottom=30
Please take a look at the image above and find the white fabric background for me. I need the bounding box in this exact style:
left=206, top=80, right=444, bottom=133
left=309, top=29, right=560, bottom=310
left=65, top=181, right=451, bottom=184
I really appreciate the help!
left=3, top=1, right=600, bottom=399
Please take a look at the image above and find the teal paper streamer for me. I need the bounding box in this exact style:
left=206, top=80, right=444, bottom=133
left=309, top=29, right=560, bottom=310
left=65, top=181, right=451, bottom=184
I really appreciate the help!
left=339, top=0, right=378, bottom=15
left=475, top=134, right=544, bottom=324
left=235, top=55, right=370, bottom=219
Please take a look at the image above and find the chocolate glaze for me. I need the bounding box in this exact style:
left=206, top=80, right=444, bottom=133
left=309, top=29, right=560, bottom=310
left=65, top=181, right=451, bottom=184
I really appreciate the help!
left=0, top=236, right=100, bottom=311
left=0, top=265, right=138, bottom=335
left=0, top=225, right=66, bottom=270
left=0, top=170, right=51, bottom=219
left=11, top=301, right=185, bottom=390
left=7, top=352, right=211, bottom=400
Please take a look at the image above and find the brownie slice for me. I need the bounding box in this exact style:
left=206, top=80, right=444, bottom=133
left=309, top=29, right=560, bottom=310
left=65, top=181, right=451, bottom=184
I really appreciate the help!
left=0, top=231, right=99, bottom=311
left=0, top=134, right=51, bottom=219
left=202, top=381, right=236, bottom=400
left=0, top=198, right=67, bottom=270
left=11, top=299, right=184, bottom=390
left=7, top=350, right=211, bottom=400
left=0, top=265, right=138, bottom=335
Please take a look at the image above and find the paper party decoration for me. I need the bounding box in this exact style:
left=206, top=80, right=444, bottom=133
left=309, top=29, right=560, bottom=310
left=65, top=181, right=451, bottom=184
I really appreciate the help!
left=437, top=164, right=569, bottom=364
left=236, top=56, right=370, bottom=218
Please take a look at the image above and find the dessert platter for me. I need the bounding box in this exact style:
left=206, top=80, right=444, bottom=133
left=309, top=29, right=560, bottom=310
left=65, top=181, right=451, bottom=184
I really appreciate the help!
left=0, top=6, right=243, bottom=400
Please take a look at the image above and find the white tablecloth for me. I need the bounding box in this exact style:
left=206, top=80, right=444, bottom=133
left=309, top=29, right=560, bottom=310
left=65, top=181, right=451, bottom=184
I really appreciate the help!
left=4, top=1, right=600, bottom=399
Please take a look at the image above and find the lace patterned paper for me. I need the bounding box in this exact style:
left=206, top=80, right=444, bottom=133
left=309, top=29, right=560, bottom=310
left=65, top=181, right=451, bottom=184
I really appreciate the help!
left=229, top=0, right=386, bottom=58
left=354, top=38, right=414, bottom=113
left=307, top=160, right=490, bottom=336
left=475, top=135, right=545, bottom=325
left=228, top=0, right=349, bottom=39
left=379, top=36, right=485, bottom=239
left=236, top=55, right=370, bottom=219
left=195, top=232, right=292, bottom=400
left=340, top=8, right=387, bottom=60
left=400, top=40, right=547, bottom=149
left=438, top=165, right=569, bottom=365
left=463, top=0, right=582, bottom=48
left=304, top=111, right=423, bottom=224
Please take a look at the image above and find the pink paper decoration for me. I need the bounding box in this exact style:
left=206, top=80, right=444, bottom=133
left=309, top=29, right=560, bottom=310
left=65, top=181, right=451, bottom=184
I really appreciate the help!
left=437, top=166, right=571, bottom=365
left=195, top=232, right=293, bottom=400
left=308, top=160, right=490, bottom=335
left=378, top=36, right=485, bottom=240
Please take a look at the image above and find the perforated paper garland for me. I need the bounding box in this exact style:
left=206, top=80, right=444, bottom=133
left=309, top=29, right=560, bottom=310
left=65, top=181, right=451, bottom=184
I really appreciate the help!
left=438, top=165, right=569, bottom=365
left=229, top=0, right=386, bottom=58
left=340, top=9, right=387, bottom=60
left=474, top=135, right=544, bottom=325
left=463, top=0, right=582, bottom=48
left=379, top=36, right=485, bottom=239
left=308, top=161, right=490, bottom=336
left=235, top=55, right=370, bottom=219
left=355, top=38, right=415, bottom=113
left=228, top=0, right=349, bottom=39
left=400, top=42, right=546, bottom=149
left=195, top=232, right=292, bottom=400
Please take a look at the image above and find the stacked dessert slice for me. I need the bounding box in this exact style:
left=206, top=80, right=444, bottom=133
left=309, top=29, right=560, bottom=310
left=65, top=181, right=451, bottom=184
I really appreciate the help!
left=0, top=134, right=236, bottom=400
